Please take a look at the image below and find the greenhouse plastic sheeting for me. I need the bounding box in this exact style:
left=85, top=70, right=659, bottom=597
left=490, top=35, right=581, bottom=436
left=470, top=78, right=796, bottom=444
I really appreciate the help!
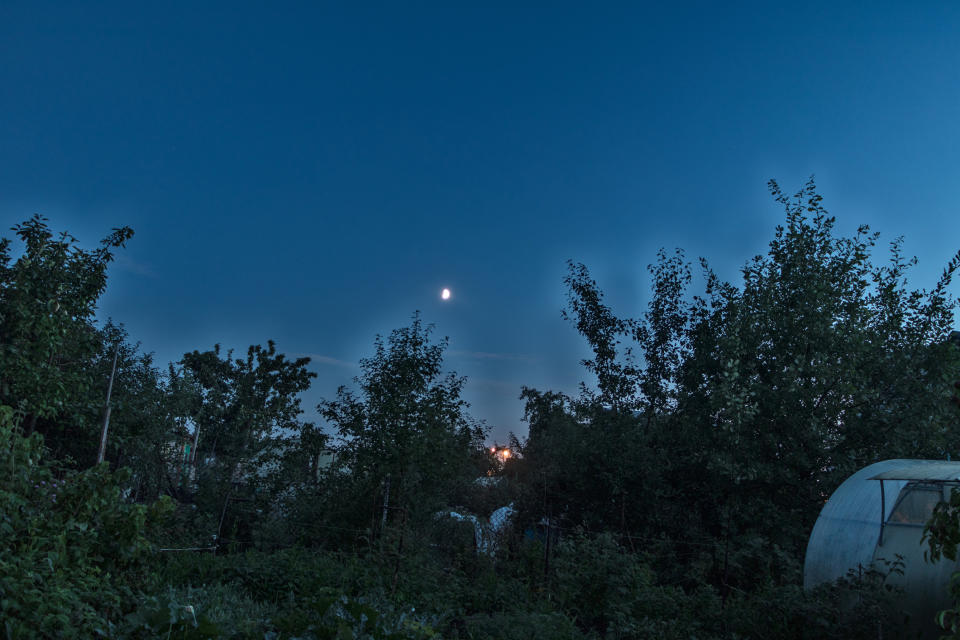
left=803, top=459, right=921, bottom=589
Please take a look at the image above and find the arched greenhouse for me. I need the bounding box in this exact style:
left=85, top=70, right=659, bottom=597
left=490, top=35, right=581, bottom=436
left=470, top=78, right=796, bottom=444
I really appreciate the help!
left=804, top=459, right=960, bottom=637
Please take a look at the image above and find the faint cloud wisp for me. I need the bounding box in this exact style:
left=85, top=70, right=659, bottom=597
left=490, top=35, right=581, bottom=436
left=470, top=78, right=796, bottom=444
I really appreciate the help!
left=448, top=350, right=536, bottom=363
left=292, top=353, right=358, bottom=369
left=113, top=254, right=159, bottom=278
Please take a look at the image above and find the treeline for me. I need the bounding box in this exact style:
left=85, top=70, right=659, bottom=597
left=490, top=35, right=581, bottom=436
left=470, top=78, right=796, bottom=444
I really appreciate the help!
left=1, top=179, right=959, bottom=638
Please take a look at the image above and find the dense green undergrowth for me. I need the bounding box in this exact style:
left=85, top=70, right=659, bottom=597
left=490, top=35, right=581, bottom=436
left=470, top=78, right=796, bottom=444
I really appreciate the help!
left=0, top=401, right=908, bottom=639
left=139, top=537, right=908, bottom=639
left=0, top=404, right=909, bottom=640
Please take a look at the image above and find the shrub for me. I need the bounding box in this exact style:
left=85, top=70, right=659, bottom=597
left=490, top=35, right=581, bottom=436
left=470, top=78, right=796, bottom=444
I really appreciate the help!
left=0, top=405, right=168, bottom=637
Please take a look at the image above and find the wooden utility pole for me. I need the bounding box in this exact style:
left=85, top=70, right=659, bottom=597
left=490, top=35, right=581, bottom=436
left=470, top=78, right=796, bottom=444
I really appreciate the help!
left=96, top=344, right=120, bottom=465
left=190, top=422, right=201, bottom=471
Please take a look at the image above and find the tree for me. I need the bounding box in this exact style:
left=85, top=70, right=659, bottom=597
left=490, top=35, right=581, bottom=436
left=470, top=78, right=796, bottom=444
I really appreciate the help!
left=178, top=340, right=316, bottom=546
left=0, top=215, right=133, bottom=439
left=319, top=313, right=487, bottom=543
left=86, top=321, right=188, bottom=500
left=670, top=180, right=960, bottom=559
left=527, top=178, right=960, bottom=588
left=549, top=251, right=695, bottom=551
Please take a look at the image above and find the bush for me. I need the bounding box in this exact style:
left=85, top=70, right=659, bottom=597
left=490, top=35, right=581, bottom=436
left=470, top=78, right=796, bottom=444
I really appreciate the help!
left=154, top=549, right=446, bottom=638
left=0, top=405, right=169, bottom=637
left=458, top=611, right=583, bottom=640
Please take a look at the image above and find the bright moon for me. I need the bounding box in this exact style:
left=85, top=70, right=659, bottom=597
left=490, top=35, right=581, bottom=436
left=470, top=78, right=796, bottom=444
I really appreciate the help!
left=441, top=288, right=451, bottom=300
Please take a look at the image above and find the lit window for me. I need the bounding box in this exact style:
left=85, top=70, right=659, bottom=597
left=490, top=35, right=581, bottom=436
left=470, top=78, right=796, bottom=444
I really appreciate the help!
left=887, top=486, right=944, bottom=525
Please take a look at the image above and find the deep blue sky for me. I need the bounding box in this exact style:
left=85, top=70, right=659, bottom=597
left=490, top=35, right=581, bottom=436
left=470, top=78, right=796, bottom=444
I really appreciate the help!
left=2, top=2, right=958, bottom=443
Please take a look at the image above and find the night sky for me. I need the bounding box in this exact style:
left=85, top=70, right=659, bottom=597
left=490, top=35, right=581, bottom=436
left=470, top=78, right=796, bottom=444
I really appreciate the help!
left=2, top=2, right=958, bottom=443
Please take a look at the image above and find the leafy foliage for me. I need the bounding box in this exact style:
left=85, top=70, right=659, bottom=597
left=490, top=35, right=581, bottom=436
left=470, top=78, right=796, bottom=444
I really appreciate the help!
left=0, top=404, right=169, bottom=637
left=1, top=179, right=957, bottom=638
left=317, top=313, right=487, bottom=542
left=518, top=178, right=960, bottom=567
left=923, top=486, right=960, bottom=637
left=0, top=216, right=132, bottom=436
left=177, top=340, right=317, bottom=546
